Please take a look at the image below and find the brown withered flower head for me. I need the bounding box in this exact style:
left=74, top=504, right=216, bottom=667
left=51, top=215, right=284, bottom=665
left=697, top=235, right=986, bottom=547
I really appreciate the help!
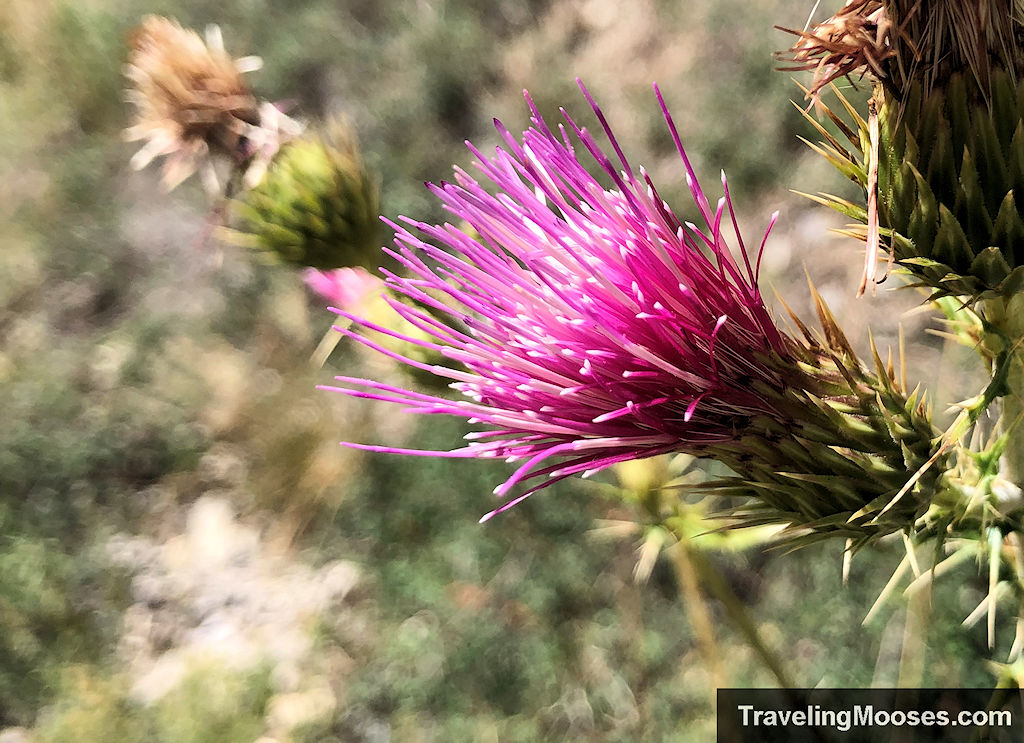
left=776, top=0, right=894, bottom=102
left=124, top=16, right=263, bottom=191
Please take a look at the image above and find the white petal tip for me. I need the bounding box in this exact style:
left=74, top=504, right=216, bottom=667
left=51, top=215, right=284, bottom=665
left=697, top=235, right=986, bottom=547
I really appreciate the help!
left=234, top=55, right=263, bottom=73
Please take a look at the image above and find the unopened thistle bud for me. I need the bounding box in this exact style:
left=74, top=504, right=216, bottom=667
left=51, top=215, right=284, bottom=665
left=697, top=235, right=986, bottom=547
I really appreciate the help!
left=124, top=16, right=263, bottom=191
left=321, top=82, right=949, bottom=544
left=782, top=1, right=1024, bottom=300
left=231, top=120, right=382, bottom=270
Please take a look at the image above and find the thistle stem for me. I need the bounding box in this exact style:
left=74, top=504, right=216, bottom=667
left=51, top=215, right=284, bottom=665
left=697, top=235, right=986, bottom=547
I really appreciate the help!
left=667, top=526, right=796, bottom=689
left=982, top=295, right=1024, bottom=493
left=897, top=582, right=931, bottom=687
left=311, top=324, right=344, bottom=368
left=1010, top=534, right=1024, bottom=661
left=667, top=540, right=725, bottom=694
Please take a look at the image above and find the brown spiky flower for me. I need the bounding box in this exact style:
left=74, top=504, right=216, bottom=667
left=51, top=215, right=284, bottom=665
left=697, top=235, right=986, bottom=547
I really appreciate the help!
left=777, top=0, right=894, bottom=102
left=124, top=16, right=262, bottom=191
left=780, top=1, right=1024, bottom=102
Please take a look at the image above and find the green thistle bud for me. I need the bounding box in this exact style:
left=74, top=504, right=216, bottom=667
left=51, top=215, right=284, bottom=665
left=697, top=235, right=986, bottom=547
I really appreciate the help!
left=877, top=71, right=1024, bottom=298
left=782, top=1, right=1024, bottom=300
left=232, top=120, right=381, bottom=270
left=804, top=72, right=1024, bottom=300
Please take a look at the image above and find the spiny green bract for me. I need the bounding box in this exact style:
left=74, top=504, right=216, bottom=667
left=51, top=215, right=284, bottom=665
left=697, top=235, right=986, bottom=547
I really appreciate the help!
left=234, top=121, right=381, bottom=270
left=878, top=71, right=1024, bottom=299
left=713, top=292, right=948, bottom=549
left=809, top=70, right=1024, bottom=301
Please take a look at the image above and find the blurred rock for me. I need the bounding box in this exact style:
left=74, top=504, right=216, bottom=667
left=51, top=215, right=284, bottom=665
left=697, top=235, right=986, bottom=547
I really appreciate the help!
left=266, top=683, right=337, bottom=732
left=181, top=494, right=258, bottom=570
left=108, top=494, right=363, bottom=707
left=87, top=340, right=131, bottom=391
left=133, top=654, right=189, bottom=704
left=6, top=316, right=46, bottom=356
left=320, top=559, right=362, bottom=602
left=106, top=533, right=160, bottom=567
left=196, top=443, right=249, bottom=488
left=270, top=660, right=303, bottom=693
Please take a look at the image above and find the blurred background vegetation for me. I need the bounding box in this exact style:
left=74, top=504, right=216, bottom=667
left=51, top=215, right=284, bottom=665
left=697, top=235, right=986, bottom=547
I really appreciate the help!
left=0, top=0, right=1000, bottom=740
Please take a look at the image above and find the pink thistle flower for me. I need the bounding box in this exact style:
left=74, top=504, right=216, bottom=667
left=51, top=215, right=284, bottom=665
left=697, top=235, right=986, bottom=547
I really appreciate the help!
left=321, top=80, right=807, bottom=521
left=303, top=267, right=382, bottom=310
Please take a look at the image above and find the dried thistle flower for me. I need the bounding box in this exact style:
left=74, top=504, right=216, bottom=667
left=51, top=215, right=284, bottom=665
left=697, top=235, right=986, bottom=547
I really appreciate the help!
left=781, top=1, right=1024, bottom=102
left=321, top=83, right=947, bottom=543
left=124, top=16, right=262, bottom=191
left=777, top=0, right=894, bottom=102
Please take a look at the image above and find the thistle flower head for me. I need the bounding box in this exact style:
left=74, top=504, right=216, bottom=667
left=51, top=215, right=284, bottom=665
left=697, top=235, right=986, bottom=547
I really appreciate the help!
left=327, top=82, right=794, bottom=514
left=883, top=0, right=1024, bottom=97
left=124, top=15, right=262, bottom=190
left=324, top=82, right=945, bottom=533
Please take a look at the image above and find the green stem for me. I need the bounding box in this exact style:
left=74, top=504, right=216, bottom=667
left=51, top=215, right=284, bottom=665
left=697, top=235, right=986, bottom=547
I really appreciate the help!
left=897, top=581, right=931, bottom=687
left=687, top=549, right=797, bottom=689
left=665, top=521, right=796, bottom=688
left=668, top=541, right=725, bottom=695
left=982, top=295, right=1024, bottom=492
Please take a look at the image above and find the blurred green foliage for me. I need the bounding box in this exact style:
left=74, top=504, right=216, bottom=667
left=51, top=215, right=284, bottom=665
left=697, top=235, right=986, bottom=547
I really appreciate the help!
left=36, top=664, right=273, bottom=743
left=0, top=0, right=1004, bottom=739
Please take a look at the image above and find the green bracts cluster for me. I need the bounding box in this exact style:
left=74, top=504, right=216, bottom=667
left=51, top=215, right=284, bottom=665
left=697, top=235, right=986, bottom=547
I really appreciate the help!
left=234, top=121, right=381, bottom=270
left=811, top=71, right=1024, bottom=300
left=878, top=71, right=1024, bottom=298
left=712, top=294, right=947, bottom=547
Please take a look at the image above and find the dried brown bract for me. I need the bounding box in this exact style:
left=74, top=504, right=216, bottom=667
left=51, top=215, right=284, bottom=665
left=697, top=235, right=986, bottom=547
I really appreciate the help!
left=787, top=1, right=1024, bottom=299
